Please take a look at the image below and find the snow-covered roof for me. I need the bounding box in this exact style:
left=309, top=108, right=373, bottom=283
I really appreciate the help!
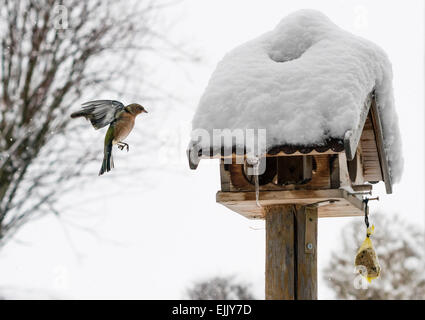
left=190, top=10, right=403, bottom=184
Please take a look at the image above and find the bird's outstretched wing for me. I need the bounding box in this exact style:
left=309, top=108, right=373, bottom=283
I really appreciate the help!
left=72, top=100, right=125, bottom=129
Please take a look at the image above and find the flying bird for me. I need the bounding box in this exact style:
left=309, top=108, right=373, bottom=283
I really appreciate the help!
left=70, top=100, right=148, bottom=175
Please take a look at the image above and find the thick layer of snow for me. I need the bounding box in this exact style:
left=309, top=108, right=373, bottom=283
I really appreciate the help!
left=192, top=10, right=403, bottom=183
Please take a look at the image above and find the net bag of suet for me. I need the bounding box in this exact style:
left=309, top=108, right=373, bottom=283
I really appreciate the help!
left=355, top=225, right=380, bottom=282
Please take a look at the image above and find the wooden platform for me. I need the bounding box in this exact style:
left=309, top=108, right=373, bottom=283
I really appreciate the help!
left=216, top=189, right=364, bottom=219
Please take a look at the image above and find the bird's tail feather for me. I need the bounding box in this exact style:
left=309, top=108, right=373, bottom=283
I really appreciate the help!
left=99, top=142, right=113, bottom=176
left=70, top=110, right=90, bottom=118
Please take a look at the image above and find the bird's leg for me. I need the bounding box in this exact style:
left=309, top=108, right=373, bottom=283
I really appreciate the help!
left=117, top=142, right=129, bottom=152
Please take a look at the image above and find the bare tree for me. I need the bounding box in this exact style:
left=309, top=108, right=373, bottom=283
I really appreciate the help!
left=186, top=276, right=256, bottom=300
left=324, top=213, right=425, bottom=299
left=0, top=0, right=194, bottom=247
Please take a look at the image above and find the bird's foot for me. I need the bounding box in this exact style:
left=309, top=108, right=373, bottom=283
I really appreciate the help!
left=118, top=142, right=129, bottom=152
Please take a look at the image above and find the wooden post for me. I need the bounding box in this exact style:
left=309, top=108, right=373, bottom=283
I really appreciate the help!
left=265, top=204, right=318, bottom=300
left=296, top=205, right=318, bottom=299
left=265, top=205, right=295, bottom=299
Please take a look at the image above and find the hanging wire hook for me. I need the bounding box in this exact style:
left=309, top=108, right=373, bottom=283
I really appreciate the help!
left=362, top=196, right=379, bottom=236
left=363, top=198, right=370, bottom=229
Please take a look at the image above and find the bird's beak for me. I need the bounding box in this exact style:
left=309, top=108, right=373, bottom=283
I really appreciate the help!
left=143, top=109, right=148, bottom=113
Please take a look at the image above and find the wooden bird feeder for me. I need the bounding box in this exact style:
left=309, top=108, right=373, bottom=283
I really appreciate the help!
left=187, top=91, right=392, bottom=300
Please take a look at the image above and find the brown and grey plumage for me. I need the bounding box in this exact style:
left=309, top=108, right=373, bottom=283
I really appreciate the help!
left=71, top=100, right=148, bottom=175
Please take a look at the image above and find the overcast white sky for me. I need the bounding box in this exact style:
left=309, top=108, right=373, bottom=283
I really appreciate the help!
left=0, top=0, right=423, bottom=299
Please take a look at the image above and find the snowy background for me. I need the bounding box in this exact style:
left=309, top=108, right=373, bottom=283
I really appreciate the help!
left=0, top=0, right=423, bottom=299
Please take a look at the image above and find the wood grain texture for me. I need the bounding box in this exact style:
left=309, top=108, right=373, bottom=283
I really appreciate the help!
left=310, top=155, right=331, bottom=189
left=370, top=99, right=392, bottom=194
left=265, top=205, right=295, bottom=300
left=352, top=184, right=372, bottom=192
left=296, top=206, right=318, bottom=299
left=359, top=114, right=383, bottom=182
left=264, top=205, right=318, bottom=300
left=337, top=152, right=351, bottom=188
left=219, top=161, right=231, bottom=192
left=226, top=155, right=331, bottom=192
left=216, top=189, right=364, bottom=219
left=347, top=147, right=365, bottom=185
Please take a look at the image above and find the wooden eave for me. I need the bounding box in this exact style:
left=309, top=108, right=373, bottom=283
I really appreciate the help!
left=187, top=91, right=393, bottom=194
left=187, top=138, right=344, bottom=170
left=343, top=92, right=392, bottom=194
